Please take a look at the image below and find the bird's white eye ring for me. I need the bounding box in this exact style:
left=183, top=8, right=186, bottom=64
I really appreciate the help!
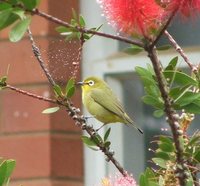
left=88, top=80, right=95, bottom=86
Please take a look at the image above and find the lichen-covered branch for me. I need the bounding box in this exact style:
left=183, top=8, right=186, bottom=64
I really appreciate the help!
left=146, top=46, right=187, bottom=186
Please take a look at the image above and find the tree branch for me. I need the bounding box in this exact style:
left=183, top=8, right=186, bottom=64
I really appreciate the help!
left=146, top=47, right=187, bottom=186
left=30, top=8, right=144, bottom=47
left=164, top=30, right=199, bottom=75
left=27, top=28, right=56, bottom=86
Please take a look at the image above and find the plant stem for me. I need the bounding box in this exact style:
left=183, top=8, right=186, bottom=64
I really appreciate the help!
left=146, top=47, right=186, bottom=186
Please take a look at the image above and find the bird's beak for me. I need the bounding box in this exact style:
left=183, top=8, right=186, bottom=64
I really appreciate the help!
left=76, top=81, right=86, bottom=86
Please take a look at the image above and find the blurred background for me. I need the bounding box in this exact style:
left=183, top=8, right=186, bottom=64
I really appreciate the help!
left=0, top=0, right=199, bottom=186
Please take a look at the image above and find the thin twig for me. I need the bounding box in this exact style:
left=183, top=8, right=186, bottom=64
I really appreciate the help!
left=150, top=7, right=179, bottom=48
left=27, top=28, right=56, bottom=86
left=164, top=30, right=197, bottom=72
left=6, top=84, right=57, bottom=104
left=31, top=8, right=144, bottom=47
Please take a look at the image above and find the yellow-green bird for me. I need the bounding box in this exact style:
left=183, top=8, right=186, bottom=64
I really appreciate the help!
left=78, top=76, right=143, bottom=134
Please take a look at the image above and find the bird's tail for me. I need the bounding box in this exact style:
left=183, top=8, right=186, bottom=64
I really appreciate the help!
left=124, top=113, right=143, bottom=134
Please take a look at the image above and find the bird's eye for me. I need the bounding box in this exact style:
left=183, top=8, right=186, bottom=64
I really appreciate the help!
left=88, top=80, right=95, bottom=86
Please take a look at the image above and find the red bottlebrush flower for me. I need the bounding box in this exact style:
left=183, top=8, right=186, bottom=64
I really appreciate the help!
left=97, top=0, right=165, bottom=37
left=162, top=0, right=200, bottom=17
left=96, top=173, right=137, bottom=186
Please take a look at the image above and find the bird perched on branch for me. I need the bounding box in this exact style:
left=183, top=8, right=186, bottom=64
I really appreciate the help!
left=77, top=76, right=143, bottom=134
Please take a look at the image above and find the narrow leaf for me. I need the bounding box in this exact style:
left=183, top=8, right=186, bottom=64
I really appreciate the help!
left=104, top=128, right=111, bottom=142
left=124, top=45, right=143, bottom=55
left=19, top=0, right=38, bottom=10
left=81, top=136, right=96, bottom=146
left=42, top=107, right=60, bottom=114
left=0, top=161, right=7, bottom=185
left=152, top=158, right=167, bottom=169
left=157, top=45, right=171, bottom=51
left=142, top=95, right=164, bottom=109
left=79, top=15, right=86, bottom=27
left=5, top=160, right=16, bottom=182
left=165, top=56, right=178, bottom=71
left=153, top=110, right=164, bottom=118
left=53, top=84, right=63, bottom=97
left=163, top=70, right=197, bottom=87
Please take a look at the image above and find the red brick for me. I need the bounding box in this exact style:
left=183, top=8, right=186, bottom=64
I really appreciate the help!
left=48, top=0, right=79, bottom=35
left=10, top=179, right=51, bottom=186
left=0, top=134, right=51, bottom=179
left=0, top=86, right=51, bottom=133
left=10, top=179, right=83, bottom=186
left=50, top=134, right=83, bottom=179
left=0, top=85, right=82, bottom=133
left=0, top=38, right=48, bottom=84
left=52, top=180, right=83, bottom=186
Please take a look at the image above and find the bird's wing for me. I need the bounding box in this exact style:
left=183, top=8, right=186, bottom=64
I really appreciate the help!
left=91, top=88, right=143, bottom=134
left=90, top=88, right=132, bottom=123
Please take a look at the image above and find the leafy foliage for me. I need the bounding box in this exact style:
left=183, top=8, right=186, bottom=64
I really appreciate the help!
left=124, top=44, right=144, bottom=55
left=56, top=9, right=102, bottom=41
left=0, top=0, right=40, bottom=42
left=82, top=128, right=111, bottom=151
left=0, top=158, right=16, bottom=186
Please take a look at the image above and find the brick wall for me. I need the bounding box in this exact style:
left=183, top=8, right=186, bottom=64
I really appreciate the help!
left=0, top=1, right=83, bottom=186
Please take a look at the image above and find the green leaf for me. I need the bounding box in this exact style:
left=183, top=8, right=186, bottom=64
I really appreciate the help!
left=5, top=159, right=16, bottom=181
left=79, top=15, right=86, bottom=27
left=141, top=77, right=157, bottom=88
left=124, top=45, right=143, bottom=55
left=169, top=85, right=191, bottom=100
left=135, top=66, right=154, bottom=80
left=12, top=8, right=25, bottom=19
left=65, top=78, right=75, bottom=98
left=163, top=70, right=198, bottom=87
left=139, top=174, right=147, bottom=186
left=81, top=136, right=96, bottom=146
left=0, top=161, right=7, bottom=185
left=72, top=8, right=78, bottom=21
left=93, top=134, right=103, bottom=144
left=0, top=2, right=12, bottom=10
left=165, top=56, right=178, bottom=71
left=159, top=142, right=174, bottom=152
left=142, top=95, right=164, bottom=109
left=156, top=151, right=170, bottom=160
left=0, top=13, right=18, bottom=30
left=159, top=136, right=173, bottom=144
left=157, top=45, right=171, bottom=51
left=152, top=158, right=167, bottom=169
left=175, top=91, right=200, bottom=107
left=53, top=84, right=63, bottom=97
left=104, top=128, right=111, bottom=142
left=144, top=85, right=160, bottom=97
left=0, top=76, right=7, bottom=84
left=183, top=102, right=200, bottom=114
left=0, top=9, right=12, bottom=28
left=42, top=107, right=60, bottom=114
left=9, top=17, right=31, bottom=42
left=55, top=26, right=71, bottom=33
left=66, top=87, right=75, bottom=98
left=19, top=0, right=38, bottom=10
left=153, top=110, right=164, bottom=118
left=104, top=141, right=111, bottom=148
